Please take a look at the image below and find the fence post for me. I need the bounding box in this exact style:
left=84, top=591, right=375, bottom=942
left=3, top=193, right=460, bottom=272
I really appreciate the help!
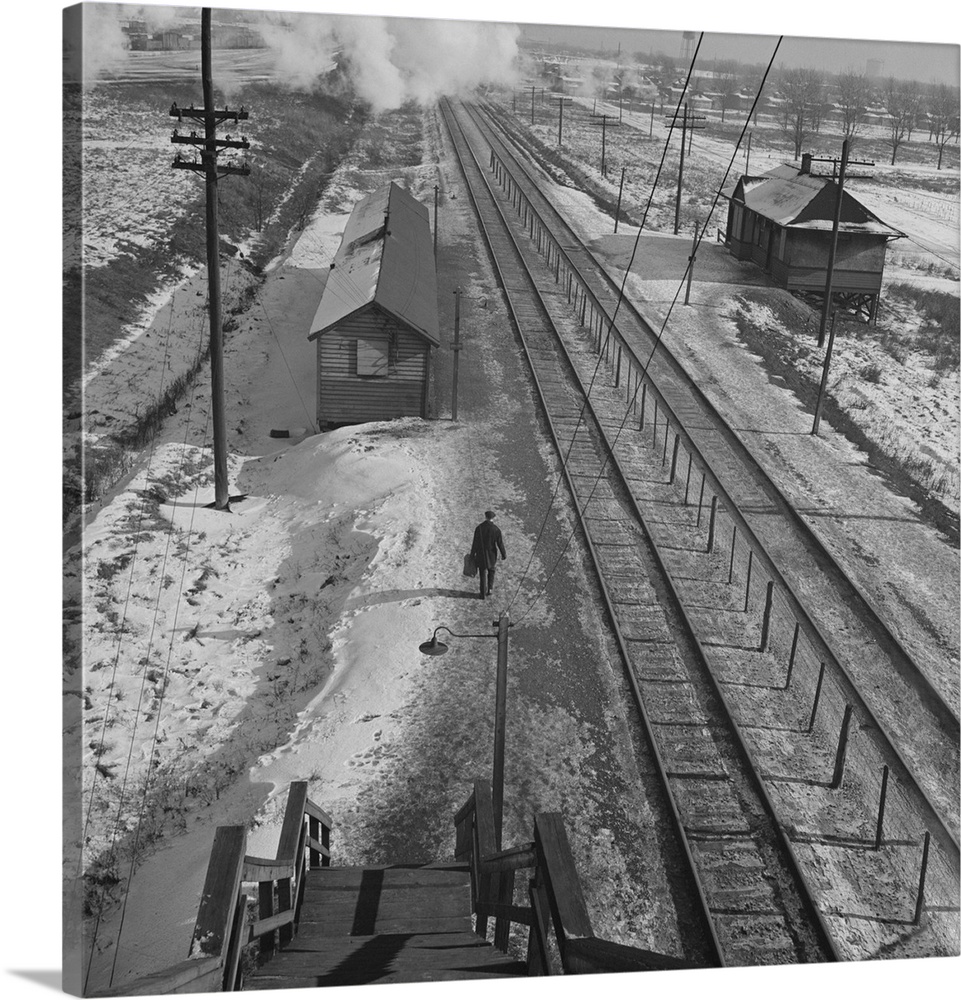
left=707, top=496, right=719, bottom=552
left=696, top=474, right=706, bottom=526
left=759, top=580, right=775, bottom=652
left=785, top=622, right=801, bottom=688
left=684, top=453, right=693, bottom=504
left=913, top=832, right=931, bottom=925
left=875, top=765, right=889, bottom=851
left=728, top=524, right=738, bottom=583
left=830, top=704, right=855, bottom=789
left=743, top=550, right=754, bottom=611
left=639, top=382, right=647, bottom=429
left=669, top=436, right=681, bottom=484
left=808, top=662, right=826, bottom=732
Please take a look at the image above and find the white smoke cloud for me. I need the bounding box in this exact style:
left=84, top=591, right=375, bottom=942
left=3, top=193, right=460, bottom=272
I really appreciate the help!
left=63, top=3, right=128, bottom=86
left=65, top=5, right=522, bottom=108
left=262, top=13, right=522, bottom=112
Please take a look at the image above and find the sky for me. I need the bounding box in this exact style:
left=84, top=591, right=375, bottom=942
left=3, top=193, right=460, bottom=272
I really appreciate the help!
left=519, top=25, right=958, bottom=85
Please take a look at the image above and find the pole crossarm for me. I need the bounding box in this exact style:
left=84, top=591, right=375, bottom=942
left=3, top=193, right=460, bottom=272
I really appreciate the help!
left=171, top=131, right=251, bottom=150
left=170, top=103, right=249, bottom=124
left=171, top=156, right=251, bottom=178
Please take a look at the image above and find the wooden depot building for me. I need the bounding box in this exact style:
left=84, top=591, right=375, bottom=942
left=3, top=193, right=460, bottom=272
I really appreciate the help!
left=308, top=182, right=439, bottom=428
left=721, top=153, right=903, bottom=323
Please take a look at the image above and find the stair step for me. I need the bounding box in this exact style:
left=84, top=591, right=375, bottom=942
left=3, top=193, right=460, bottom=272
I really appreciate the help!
left=240, top=862, right=531, bottom=987
left=244, top=933, right=527, bottom=988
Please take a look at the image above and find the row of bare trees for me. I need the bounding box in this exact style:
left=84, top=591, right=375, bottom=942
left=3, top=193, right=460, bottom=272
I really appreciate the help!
left=776, top=68, right=958, bottom=168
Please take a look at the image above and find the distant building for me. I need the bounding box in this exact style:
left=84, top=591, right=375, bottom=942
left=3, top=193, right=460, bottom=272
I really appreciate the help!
left=308, top=183, right=439, bottom=428
left=721, top=155, right=903, bottom=323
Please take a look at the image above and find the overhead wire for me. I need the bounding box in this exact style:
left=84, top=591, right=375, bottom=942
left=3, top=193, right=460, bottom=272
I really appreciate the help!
left=83, top=291, right=213, bottom=993
left=508, top=35, right=785, bottom=626
left=503, top=34, right=706, bottom=618
left=108, top=364, right=215, bottom=987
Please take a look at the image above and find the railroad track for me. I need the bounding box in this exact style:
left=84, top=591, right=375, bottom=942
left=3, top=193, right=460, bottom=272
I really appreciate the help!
left=439, top=96, right=960, bottom=961
left=441, top=97, right=842, bottom=967
left=469, top=99, right=961, bottom=826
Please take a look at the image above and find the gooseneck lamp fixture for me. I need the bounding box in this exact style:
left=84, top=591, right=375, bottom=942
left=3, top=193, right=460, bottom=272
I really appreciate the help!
left=418, top=612, right=512, bottom=848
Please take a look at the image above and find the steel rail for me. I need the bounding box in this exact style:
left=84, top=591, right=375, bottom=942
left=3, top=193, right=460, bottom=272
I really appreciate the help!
left=463, top=99, right=961, bottom=863
left=441, top=96, right=842, bottom=966
left=475, top=97, right=958, bottom=735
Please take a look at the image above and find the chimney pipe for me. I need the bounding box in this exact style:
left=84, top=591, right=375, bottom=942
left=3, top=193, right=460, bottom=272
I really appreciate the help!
left=801, top=153, right=812, bottom=175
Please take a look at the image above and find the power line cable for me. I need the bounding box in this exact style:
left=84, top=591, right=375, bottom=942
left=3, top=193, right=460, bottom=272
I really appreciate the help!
left=503, top=35, right=705, bottom=617
left=83, top=300, right=211, bottom=993
left=108, top=379, right=214, bottom=987
left=510, top=36, right=784, bottom=625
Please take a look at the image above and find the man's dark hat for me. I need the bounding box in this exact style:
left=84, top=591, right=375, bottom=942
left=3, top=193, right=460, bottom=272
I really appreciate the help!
left=485, top=510, right=496, bottom=519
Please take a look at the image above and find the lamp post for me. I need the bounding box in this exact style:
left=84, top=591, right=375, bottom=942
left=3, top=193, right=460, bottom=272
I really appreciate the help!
left=419, top=611, right=511, bottom=848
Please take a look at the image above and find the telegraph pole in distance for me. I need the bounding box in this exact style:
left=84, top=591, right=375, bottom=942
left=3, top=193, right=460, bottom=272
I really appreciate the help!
left=531, top=85, right=536, bottom=126
left=552, top=94, right=572, bottom=146
left=170, top=7, right=250, bottom=511
left=812, top=311, right=838, bottom=436
left=809, top=141, right=873, bottom=346
left=684, top=221, right=699, bottom=305
left=666, top=102, right=705, bottom=234
left=674, top=104, right=687, bottom=234
left=614, top=167, right=626, bottom=233
left=451, top=289, right=461, bottom=421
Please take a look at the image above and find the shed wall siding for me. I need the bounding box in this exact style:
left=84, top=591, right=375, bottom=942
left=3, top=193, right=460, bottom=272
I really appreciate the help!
left=316, top=310, right=430, bottom=425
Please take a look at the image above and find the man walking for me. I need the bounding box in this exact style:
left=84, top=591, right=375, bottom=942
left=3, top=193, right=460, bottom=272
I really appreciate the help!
left=471, top=510, right=506, bottom=600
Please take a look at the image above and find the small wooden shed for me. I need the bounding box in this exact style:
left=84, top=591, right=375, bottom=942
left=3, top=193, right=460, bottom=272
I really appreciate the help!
left=308, top=182, right=439, bottom=428
left=722, top=155, right=902, bottom=322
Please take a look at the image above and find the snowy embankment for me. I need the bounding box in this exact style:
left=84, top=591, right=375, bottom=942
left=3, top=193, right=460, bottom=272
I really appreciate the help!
left=79, top=417, right=446, bottom=990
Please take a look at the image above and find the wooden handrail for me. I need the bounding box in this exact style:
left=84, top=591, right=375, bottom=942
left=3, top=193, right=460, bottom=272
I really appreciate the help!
left=305, top=799, right=334, bottom=828
left=248, top=908, right=296, bottom=939
left=94, top=781, right=334, bottom=995
left=243, top=857, right=296, bottom=882
left=94, top=957, right=224, bottom=997
left=476, top=842, right=536, bottom=873
left=453, top=782, right=700, bottom=976
left=565, top=937, right=698, bottom=973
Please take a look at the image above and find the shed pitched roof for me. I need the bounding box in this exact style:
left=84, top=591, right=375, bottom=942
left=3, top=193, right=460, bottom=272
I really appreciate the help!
left=722, top=164, right=902, bottom=237
left=308, top=182, right=439, bottom=345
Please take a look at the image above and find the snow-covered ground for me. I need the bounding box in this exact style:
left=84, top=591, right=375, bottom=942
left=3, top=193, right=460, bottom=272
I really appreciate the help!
left=55, top=37, right=960, bottom=1000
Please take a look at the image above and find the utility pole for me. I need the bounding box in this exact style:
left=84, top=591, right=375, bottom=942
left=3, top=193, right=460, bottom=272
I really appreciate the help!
left=170, top=7, right=250, bottom=511
left=601, top=113, right=608, bottom=176
left=809, top=141, right=873, bottom=346
left=451, top=288, right=461, bottom=421
left=665, top=103, right=705, bottom=235
left=552, top=95, right=571, bottom=146
left=531, top=85, right=535, bottom=126
left=684, top=221, right=699, bottom=305
left=818, top=139, right=848, bottom=348
left=433, top=184, right=439, bottom=259
left=745, top=129, right=752, bottom=175
left=811, top=311, right=837, bottom=436
left=614, top=167, right=626, bottom=233
left=674, top=104, right=687, bottom=234
left=492, top=610, right=510, bottom=849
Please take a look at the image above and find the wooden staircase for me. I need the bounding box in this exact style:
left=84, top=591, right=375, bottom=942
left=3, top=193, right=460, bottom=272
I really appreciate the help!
left=97, top=779, right=698, bottom=995
left=242, top=863, right=526, bottom=989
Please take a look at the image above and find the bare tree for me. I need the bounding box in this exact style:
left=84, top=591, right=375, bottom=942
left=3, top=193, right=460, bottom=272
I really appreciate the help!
left=778, top=68, right=824, bottom=158
left=715, top=59, right=740, bottom=123
left=884, top=78, right=913, bottom=165
left=902, top=80, right=924, bottom=141
left=927, top=83, right=960, bottom=170
left=836, top=70, right=870, bottom=141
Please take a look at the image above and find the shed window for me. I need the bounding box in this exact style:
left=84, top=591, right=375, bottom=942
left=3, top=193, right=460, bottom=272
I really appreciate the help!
left=356, top=337, right=389, bottom=377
